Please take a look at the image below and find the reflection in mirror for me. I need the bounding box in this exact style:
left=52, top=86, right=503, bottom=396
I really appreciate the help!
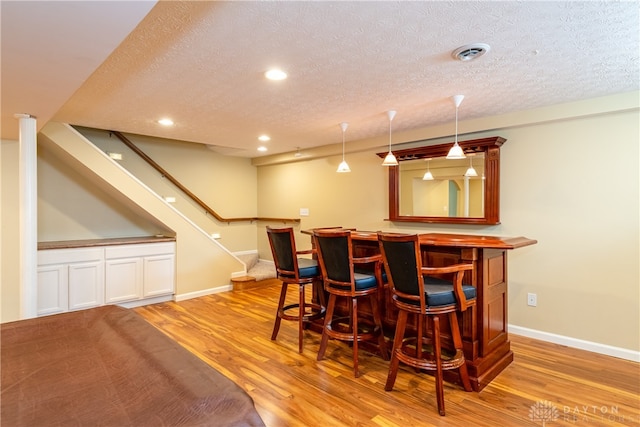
left=377, top=136, right=506, bottom=225
left=399, top=154, right=485, bottom=217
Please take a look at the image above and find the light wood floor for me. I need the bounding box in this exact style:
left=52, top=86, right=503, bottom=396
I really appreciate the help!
left=135, top=282, right=640, bottom=427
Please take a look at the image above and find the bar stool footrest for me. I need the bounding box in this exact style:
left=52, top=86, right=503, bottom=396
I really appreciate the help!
left=396, top=337, right=466, bottom=371
left=279, top=303, right=326, bottom=322
left=325, top=316, right=382, bottom=342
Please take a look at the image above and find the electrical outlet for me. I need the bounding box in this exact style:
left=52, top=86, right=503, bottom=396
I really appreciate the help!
left=527, top=293, right=537, bottom=307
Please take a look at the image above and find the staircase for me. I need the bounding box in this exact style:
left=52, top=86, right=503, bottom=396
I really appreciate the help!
left=231, top=252, right=279, bottom=290
left=39, top=122, right=244, bottom=298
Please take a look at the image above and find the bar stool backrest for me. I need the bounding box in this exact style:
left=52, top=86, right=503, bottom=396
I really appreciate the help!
left=313, top=229, right=354, bottom=293
left=267, top=226, right=301, bottom=281
left=378, top=233, right=425, bottom=310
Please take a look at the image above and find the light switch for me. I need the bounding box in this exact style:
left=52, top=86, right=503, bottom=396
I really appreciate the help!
left=300, top=208, right=309, bottom=216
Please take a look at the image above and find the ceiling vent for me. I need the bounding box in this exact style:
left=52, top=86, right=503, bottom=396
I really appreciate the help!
left=452, top=43, right=491, bottom=61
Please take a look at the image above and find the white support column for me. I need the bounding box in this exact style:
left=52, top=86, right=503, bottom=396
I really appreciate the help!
left=16, top=113, right=38, bottom=319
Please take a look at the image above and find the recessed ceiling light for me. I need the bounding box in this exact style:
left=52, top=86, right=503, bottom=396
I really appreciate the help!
left=258, top=135, right=271, bottom=141
left=265, top=69, right=287, bottom=80
left=451, top=43, right=491, bottom=61
left=257, top=146, right=268, bottom=152
left=158, top=118, right=174, bottom=126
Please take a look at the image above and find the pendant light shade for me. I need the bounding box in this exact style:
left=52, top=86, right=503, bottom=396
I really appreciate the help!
left=382, top=110, right=398, bottom=166
left=336, top=122, right=351, bottom=173
left=422, top=158, right=434, bottom=180
left=446, top=95, right=466, bottom=160
left=464, top=156, right=477, bottom=177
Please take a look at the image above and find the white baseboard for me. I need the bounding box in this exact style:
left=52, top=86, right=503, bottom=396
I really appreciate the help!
left=509, top=324, right=640, bottom=362
left=175, top=284, right=233, bottom=301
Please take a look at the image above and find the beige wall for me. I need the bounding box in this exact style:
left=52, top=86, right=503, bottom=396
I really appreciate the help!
left=38, top=142, right=165, bottom=241
left=127, top=133, right=259, bottom=252
left=73, top=128, right=258, bottom=252
left=257, top=95, right=639, bottom=353
left=1, top=139, right=21, bottom=321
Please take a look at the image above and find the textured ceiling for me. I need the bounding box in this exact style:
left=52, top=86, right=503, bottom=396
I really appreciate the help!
left=3, top=1, right=639, bottom=158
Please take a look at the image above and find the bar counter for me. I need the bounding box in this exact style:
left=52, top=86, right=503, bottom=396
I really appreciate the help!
left=303, top=229, right=537, bottom=391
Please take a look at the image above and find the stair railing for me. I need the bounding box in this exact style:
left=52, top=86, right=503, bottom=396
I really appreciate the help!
left=110, top=131, right=299, bottom=224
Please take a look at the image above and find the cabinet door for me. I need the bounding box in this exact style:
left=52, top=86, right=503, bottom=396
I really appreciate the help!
left=68, top=261, right=104, bottom=311
left=143, top=254, right=175, bottom=297
left=37, top=264, right=69, bottom=315
left=105, top=257, right=143, bottom=303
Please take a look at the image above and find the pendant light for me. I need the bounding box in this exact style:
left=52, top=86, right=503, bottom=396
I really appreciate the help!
left=422, top=158, right=434, bottom=180
left=446, top=95, right=466, bottom=159
left=336, top=122, right=351, bottom=173
left=382, top=110, right=398, bottom=166
left=464, top=156, right=477, bottom=177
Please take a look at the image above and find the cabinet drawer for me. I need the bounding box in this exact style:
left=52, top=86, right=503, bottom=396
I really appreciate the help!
left=105, top=242, right=175, bottom=259
left=38, top=247, right=104, bottom=265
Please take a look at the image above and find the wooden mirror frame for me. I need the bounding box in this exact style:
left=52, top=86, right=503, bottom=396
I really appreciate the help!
left=377, top=136, right=506, bottom=225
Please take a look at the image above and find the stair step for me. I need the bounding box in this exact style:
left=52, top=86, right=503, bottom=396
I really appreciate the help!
left=231, top=253, right=276, bottom=290
left=235, top=252, right=259, bottom=271
left=231, top=277, right=280, bottom=291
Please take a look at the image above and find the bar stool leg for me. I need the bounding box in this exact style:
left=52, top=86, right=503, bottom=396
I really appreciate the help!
left=298, top=284, right=305, bottom=353
left=317, top=294, right=336, bottom=361
left=416, top=314, right=424, bottom=360
left=385, top=310, right=408, bottom=391
left=370, top=294, right=389, bottom=360
left=433, top=315, right=446, bottom=416
left=314, top=280, right=326, bottom=310
left=271, top=282, right=287, bottom=341
left=352, top=297, right=360, bottom=377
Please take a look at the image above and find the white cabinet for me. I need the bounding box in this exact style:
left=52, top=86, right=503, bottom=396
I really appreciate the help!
left=37, top=264, right=68, bottom=315
left=37, top=241, right=175, bottom=316
left=68, top=260, right=104, bottom=310
left=105, top=257, right=143, bottom=303
left=105, top=242, right=175, bottom=303
left=143, top=253, right=175, bottom=297
left=37, top=247, right=104, bottom=316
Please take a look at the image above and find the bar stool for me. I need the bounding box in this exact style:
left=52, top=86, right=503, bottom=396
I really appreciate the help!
left=313, top=229, right=389, bottom=377
left=267, top=226, right=325, bottom=353
left=378, top=232, right=476, bottom=416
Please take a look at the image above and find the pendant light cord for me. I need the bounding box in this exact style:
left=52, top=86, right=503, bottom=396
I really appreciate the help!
left=342, top=130, right=346, bottom=159
left=455, top=105, right=459, bottom=145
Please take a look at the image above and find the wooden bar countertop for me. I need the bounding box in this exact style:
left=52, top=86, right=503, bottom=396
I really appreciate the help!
left=38, top=235, right=176, bottom=251
left=310, top=230, right=537, bottom=250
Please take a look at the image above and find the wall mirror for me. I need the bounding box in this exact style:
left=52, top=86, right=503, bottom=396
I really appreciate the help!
left=377, top=136, right=506, bottom=225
